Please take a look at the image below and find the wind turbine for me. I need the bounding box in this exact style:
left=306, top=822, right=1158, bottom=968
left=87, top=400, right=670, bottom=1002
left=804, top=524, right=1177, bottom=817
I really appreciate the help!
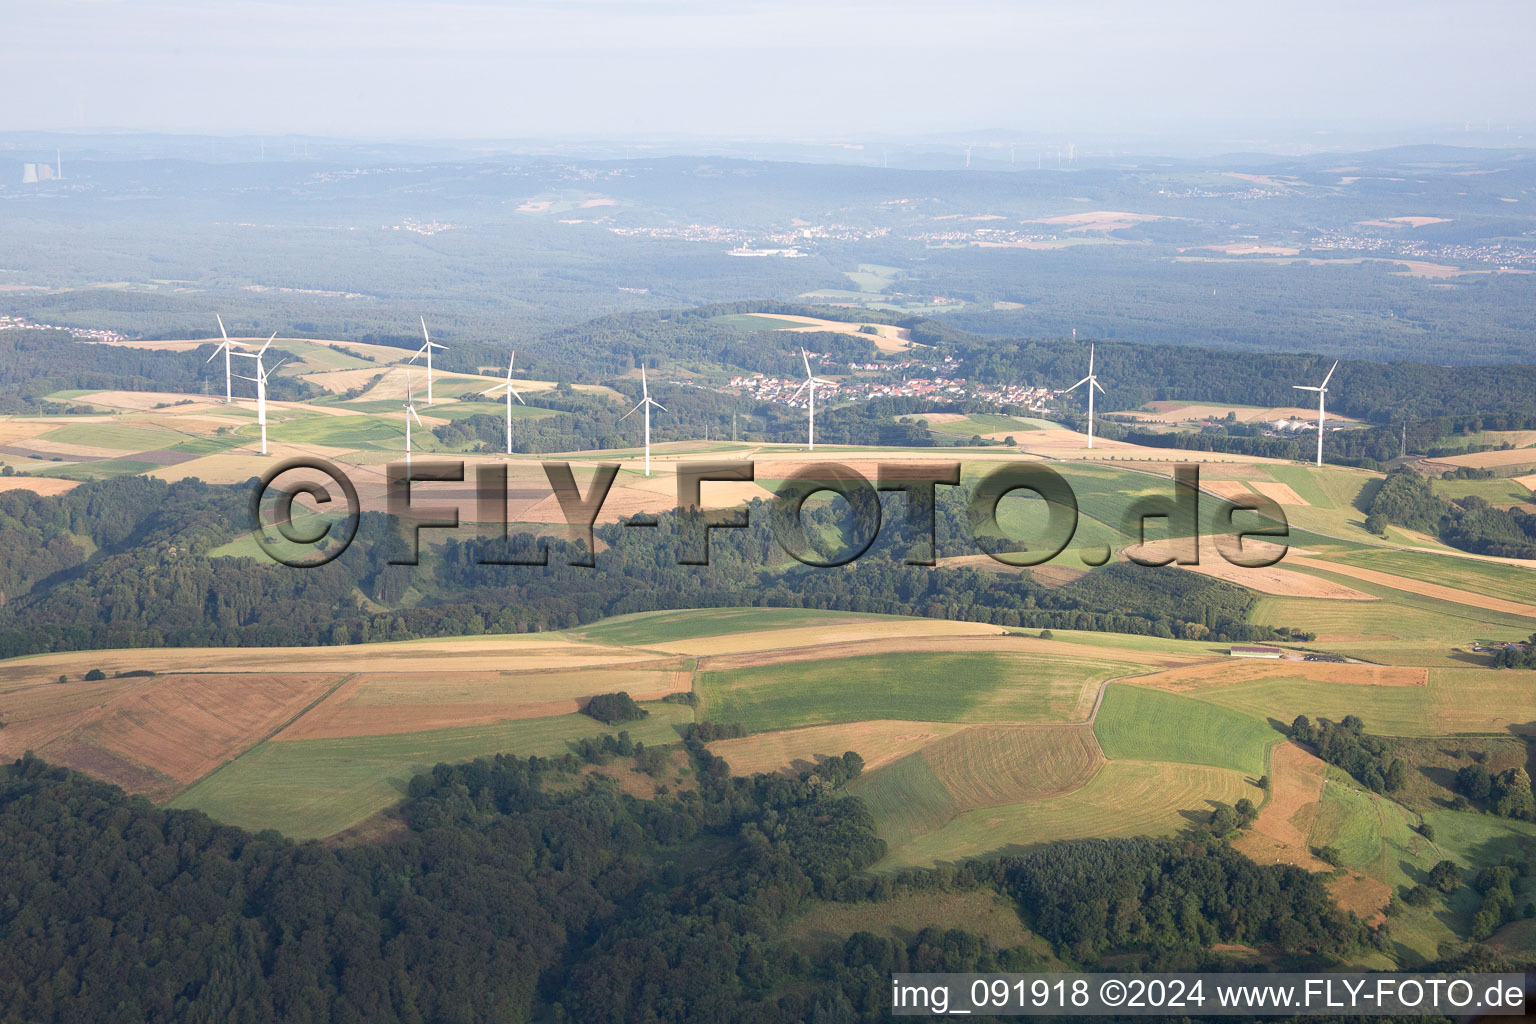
left=619, top=366, right=665, bottom=476
left=403, top=369, right=425, bottom=475
left=410, top=317, right=449, bottom=405
left=480, top=351, right=524, bottom=455
left=207, top=314, right=240, bottom=403
left=790, top=348, right=834, bottom=451
left=231, top=333, right=282, bottom=455
left=1063, top=342, right=1106, bottom=449
left=1292, top=360, right=1339, bottom=467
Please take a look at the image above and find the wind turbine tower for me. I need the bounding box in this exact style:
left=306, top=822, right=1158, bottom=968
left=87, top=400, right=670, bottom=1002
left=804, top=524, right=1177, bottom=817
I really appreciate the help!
left=411, top=317, right=449, bottom=405
left=402, top=370, right=425, bottom=475
left=232, top=334, right=281, bottom=455
left=207, top=314, right=241, bottom=403
left=619, top=366, right=666, bottom=476
left=480, top=351, right=525, bottom=455
left=791, top=349, right=834, bottom=451
left=1292, top=360, right=1338, bottom=467
left=1062, top=339, right=1106, bottom=449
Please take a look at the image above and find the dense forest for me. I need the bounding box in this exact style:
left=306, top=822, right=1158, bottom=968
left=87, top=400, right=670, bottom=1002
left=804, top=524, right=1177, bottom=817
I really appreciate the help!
left=0, top=475, right=1306, bottom=658
left=0, top=747, right=1395, bottom=1023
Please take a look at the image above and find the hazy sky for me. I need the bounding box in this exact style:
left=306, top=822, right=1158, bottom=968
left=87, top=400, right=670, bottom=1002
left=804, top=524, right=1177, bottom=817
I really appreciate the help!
left=7, top=0, right=1533, bottom=139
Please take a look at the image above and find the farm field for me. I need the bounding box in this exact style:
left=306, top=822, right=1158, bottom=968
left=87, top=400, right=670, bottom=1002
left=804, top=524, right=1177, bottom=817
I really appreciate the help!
left=697, top=650, right=1129, bottom=732
left=169, top=702, right=694, bottom=838
left=1327, top=547, right=1536, bottom=606
left=1092, top=684, right=1277, bottom=776
left=868, top=760, right=1259, bottom=870
left=1432, top=475, right=1535, bottom=506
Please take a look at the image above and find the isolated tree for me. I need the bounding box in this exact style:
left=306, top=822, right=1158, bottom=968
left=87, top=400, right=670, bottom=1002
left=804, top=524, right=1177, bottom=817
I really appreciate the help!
left=1429, top=860, right=1462, bottom=893
left=1457, top=763, right=1493, bottom=802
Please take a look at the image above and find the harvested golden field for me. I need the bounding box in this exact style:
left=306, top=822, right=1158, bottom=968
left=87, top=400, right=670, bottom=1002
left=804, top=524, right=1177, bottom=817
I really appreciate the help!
left=694, top=633, right=1197, bottom=675
left=709, top=719, right=965, bottom=775
left=1182, top=243, right=1303, bottom=255
left=0, top=672, right=345, bottom=800
left=653, top=618, right=1005, bottom=657
left=1203, top=480, right=1257, bottom=501
left=1130, top=660, right=1427, bottom=694
left=921, top=724, right=1103, bottom=807
left=0, top=419, right=69, bottom=442
left=1289, top=555, right=1536, bottom=617
left=1424, top=448, right=1536, bottom=472
left=1025, top=210, right=1163, bottom=232
left=1180, top=559, right=1375, bottom=600
left=0, top=635, right=653, bottom=688
left=739, top=313, right=913, bottom=353
left=0, top=476, right=80, bottom=495
left=1330, top=873, right=1392, bottom=925
left=66, top=390, right=231, bottom=412
left=1129, top=402, right=1350, bottom=425
left=1249, top=480, right=1307, bottom=506
left=1232, top=741, right=1331, bottom=871
left=277, top=663, right=692, bottom=740
left=1355, top=216, right=1452, bottom=228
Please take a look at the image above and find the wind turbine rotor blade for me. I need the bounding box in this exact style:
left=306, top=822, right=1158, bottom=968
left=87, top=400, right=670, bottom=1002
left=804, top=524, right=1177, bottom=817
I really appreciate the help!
left=265, top=358, right=288, bottom=378
left=641, top=365, right=649, bottom=399
left=651, top=401, right=667, bottom=413
left=217, top=314, right=229, bottom=344
left=506, top=352, right=516, bottom=380
left=790, top=380, right=811, bottom=399
left=206, top=346, right=222, bottom=363
left=1321, top=360, right=1339, bottom=388
left=802, top=348, right=812, bottom=377
left=1292, top=384, right=1322, bottom=392
left=509, top=387, right=524, bottom=404
left=410, top=406, right=423, bottom=428
left=619, top=403, right=641, bottom=421
left=258, top=333, right=276, bottom=356
left=1064, top=377, right=1090, bottom=392
left=1093, top=379, right=1106, bottom=394
left=420, top=316, right=430, bottom=345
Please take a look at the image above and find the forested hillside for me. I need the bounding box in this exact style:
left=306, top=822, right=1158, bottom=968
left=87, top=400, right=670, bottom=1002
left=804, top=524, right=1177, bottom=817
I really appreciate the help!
left=0, top=749, right=1388, bottom=1023
left=0, top=476, right=1302, bottom=657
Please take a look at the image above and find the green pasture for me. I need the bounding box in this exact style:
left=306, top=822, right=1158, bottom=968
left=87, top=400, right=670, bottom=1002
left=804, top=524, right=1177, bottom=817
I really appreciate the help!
left=698, top=651, right=1128, bottom=733
left=170, top=703, right=693, bottom=839
left=1093, top=684, right=1277, bottom=775
left=41, top=422, right=178, bottom=451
